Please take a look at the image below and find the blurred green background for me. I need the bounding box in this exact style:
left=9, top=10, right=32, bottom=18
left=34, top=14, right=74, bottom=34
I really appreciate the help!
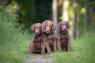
left=0, top=0, right=95, bottom=63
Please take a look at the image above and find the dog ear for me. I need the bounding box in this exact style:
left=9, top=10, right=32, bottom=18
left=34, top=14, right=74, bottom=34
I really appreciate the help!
left=31, top=24, right=35, bottom=32
left=42, top=21, right=47, bottom=32
left=58, top=22, right=61, bottom=30
left=51, top=23, right=56, bottom=31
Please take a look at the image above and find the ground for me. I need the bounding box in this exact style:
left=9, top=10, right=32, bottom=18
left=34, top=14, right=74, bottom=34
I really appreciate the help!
left=24, top=54, right=54, bottom=63
left=24, top=31, right=95, bottom=63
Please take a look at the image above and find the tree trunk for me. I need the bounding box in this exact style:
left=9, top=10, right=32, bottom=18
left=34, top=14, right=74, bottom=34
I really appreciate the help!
left=57, top=0, right=63, bottom=21
left=52, top=0, right=58, bottom=35
left=71, top=0, right=78, bottom=39
left=62, top=0, right=69, bottom=22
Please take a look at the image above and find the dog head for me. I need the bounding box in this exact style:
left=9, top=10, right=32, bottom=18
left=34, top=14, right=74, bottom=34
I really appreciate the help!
left=59, top=21, right=69, bottom=30
left=59, top=21, right=69, bottom=34
left=31, top=23, right=42, bottom=35
left=42, top=20, right=56, bottom=34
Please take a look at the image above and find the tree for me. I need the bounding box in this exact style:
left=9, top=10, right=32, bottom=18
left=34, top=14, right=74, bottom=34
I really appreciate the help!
left=62, top=0, right=69, bottom=22
left=71, top=0, right=79, bottom=39
left=85, top=1, right=95, bottom=30
left=52, top=0, right=58, bottom=34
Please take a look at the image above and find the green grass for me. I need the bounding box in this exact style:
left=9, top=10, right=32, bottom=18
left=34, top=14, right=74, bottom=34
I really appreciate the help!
left=0, top=30, right=95, bottom=63
left=0, top=35, right=31, bottom=63
left=52, top=31, right=95, bottom=63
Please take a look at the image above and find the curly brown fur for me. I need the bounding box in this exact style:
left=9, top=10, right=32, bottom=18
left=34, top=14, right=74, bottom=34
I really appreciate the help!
left=59, top=21, right=70, bottom=51
left=42, top=20, right=57, bottom=53
left=29, top=23, right=43, bottom=54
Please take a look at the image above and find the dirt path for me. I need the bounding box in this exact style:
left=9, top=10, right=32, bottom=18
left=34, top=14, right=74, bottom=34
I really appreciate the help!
left=24, top=54, right=54, bottom=63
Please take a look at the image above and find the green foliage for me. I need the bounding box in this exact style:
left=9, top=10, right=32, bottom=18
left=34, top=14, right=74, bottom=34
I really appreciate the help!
left=52, top=31, right=95, bottom=63
left=5, top=1, right=19, bottom=16
left=0, top=9, right=30, bottom=63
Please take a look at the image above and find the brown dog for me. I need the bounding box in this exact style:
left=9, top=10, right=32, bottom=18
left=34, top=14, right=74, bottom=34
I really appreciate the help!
left=29, top=23, right=43, bottom=54
left=59, top=21, right=70, bottom=51
left=41, top=20, right=57, bottom=53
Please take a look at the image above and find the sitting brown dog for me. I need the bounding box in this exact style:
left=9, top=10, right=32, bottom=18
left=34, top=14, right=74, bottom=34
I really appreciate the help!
left=29, top=23, right=43, bottom=54
left=41, top=20, right=57, bottom=53
left=59, top=21, right=70, bottom=51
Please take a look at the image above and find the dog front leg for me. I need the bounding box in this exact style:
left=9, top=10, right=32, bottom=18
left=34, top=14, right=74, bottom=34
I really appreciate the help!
left=45, top=42, right=51, bottom=53
left=53, top=38, right=57, bottom=52
left=57, top=37, right=61, bottom=51
left=41, top=42, right=46, bottom=54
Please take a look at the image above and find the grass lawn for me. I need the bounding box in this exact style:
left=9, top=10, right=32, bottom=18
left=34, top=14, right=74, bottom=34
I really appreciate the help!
left=52, top=31, right=95, bottom=63
left=0, top=31, right=95, bottom=63
left=0, top=37, right=30, bottom=63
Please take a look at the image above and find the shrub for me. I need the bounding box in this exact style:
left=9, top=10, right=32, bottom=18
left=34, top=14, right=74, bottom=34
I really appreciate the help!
left=0, top=7, right=30, bottom=63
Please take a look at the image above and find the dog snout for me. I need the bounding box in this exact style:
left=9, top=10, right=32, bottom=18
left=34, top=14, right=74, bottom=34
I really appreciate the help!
left=46, top=27, right=50, bottom=32
left=62, top=25, right=67, bottom=30
left=46, top=31, right=50, bottom=34
left=35, top=29, right=40, bottom=34
left=35, top=32, right=39, bottom=35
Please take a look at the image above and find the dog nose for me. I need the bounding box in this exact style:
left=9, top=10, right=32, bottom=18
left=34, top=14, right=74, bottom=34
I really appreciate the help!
left=46, top=31, right=49, bottom=33
left=35, top=32, right=39, bottom=35
left=46, top=29, right=50, bottom=33
left=46, top=31, right=51, bottom=34
left=35, top=30, right=39, bottom=35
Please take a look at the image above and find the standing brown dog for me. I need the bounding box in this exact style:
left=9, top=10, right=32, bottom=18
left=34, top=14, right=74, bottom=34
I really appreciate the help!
left=41, top=20, right=57, bottom=53
left=29, top=23, right=43, bottom=54
left=59, top=21, right=70, bottom=51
